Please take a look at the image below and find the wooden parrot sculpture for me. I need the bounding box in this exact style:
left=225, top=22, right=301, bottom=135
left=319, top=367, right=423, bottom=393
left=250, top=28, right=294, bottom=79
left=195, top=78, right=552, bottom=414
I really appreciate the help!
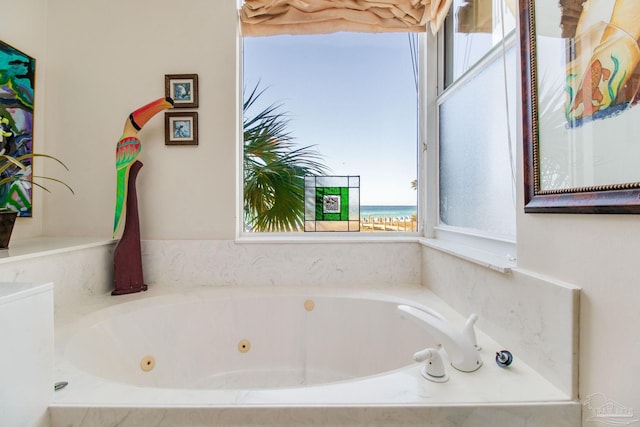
left=113, top=97, right=174, bottom=237
left=112, top=96, right=173, bottom=296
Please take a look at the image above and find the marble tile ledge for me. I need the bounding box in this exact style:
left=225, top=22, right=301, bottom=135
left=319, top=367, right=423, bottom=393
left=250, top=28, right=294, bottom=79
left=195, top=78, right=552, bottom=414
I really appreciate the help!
left=0, top=237, right=114, bottom=265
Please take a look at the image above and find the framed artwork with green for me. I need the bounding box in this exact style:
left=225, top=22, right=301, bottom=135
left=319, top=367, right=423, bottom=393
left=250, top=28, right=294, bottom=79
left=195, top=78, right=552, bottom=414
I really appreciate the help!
left=0, top=39, right=36, bottom=216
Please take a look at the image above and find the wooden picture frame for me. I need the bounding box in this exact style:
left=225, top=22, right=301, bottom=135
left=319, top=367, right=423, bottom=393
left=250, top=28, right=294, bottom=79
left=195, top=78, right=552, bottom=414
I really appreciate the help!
left=165, top=111, right=198, bottom=146
left=520, top=0, right=640, bottom=213
left=165, top=74, right=198, bottom=108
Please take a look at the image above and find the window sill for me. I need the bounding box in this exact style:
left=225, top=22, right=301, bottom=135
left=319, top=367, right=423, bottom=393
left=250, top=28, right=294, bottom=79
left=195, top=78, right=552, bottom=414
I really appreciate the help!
left=418, top=237, right=516, bottom=273
left=236, top=231, right=515, bottom=273
left=236, top=232, right=420, bottom=244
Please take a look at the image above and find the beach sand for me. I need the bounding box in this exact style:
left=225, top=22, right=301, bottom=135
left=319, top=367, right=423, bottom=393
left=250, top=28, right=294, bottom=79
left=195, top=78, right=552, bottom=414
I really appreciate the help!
left=360, top=216, right=417, bottom=232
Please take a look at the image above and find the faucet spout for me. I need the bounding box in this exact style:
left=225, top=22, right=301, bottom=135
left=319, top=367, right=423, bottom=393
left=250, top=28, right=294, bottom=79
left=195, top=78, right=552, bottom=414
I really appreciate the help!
left=398, top=305, right=483, bottom=373
left=462, top=313, right=481, bottom=350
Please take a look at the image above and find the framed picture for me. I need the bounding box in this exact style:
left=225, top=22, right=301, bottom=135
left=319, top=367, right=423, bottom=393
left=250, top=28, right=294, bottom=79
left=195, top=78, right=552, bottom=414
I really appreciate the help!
left=165, top=74, right=198, bottom=108
left=0, top=39, right=36, bottom=217
left=165, top=111, right=198, bottom=145
left=520, top=0, right=640, bottom=213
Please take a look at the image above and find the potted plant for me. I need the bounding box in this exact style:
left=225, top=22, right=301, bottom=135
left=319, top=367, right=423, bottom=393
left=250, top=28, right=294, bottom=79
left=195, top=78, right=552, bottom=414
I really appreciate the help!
left=0, top=152, right=73, bottom=248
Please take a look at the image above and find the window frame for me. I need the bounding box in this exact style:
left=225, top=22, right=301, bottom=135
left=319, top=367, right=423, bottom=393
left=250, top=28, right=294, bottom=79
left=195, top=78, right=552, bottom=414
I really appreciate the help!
left=237, top=32, right=426, bottom=242
left=420, top=15, right=518, bottom=271
left=235, top=17, right=519, bottom=272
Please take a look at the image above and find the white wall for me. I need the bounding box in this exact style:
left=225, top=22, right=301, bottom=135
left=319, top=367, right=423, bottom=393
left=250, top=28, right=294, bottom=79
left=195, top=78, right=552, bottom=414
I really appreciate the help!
left=7, top=0, right=640, bottom=425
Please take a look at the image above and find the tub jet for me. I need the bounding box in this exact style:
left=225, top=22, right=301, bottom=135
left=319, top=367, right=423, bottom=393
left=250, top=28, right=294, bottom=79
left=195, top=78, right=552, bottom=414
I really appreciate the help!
left=140, top=355, right=155, bottom=372
left=238, top=339, right=251, bottom=353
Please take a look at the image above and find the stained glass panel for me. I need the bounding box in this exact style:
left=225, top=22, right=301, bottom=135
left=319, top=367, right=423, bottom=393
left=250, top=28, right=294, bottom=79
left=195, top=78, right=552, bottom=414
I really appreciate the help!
left=304, top=176, right=359, bottom=232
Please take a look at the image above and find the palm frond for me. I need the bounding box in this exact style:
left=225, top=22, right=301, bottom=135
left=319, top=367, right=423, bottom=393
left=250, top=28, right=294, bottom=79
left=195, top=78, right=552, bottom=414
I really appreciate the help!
left=243, top=83, right=329, bottom=232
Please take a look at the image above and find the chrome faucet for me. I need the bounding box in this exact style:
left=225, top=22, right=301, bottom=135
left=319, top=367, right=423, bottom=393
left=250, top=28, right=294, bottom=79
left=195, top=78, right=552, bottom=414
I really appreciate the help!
left=398, top=305, right=483, bottom=373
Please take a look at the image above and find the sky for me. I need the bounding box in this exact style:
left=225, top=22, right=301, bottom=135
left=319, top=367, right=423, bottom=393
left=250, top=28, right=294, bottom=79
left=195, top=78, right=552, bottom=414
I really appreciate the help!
left=243, top=32, right=418, bottom=206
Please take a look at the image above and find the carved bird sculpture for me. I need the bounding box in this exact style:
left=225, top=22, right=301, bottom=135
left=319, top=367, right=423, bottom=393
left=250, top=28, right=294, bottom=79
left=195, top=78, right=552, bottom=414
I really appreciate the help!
left=114, top=97, right=174, bottom=237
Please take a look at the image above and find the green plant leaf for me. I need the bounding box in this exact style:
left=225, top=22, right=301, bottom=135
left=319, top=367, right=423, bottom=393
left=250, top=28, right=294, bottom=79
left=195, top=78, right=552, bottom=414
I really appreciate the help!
left=243, top=83, right=329, bottom=232
left=0, top=153, right=73, bottom=194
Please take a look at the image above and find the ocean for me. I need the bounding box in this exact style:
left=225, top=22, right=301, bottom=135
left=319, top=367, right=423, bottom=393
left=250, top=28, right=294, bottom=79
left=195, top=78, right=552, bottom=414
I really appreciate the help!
left=360, top=205, right=417, bottom=219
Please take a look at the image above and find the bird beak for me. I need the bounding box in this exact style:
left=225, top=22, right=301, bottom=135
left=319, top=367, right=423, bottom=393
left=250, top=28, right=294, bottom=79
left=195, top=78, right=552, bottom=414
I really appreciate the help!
left=128, top=97, right=174, bottom=131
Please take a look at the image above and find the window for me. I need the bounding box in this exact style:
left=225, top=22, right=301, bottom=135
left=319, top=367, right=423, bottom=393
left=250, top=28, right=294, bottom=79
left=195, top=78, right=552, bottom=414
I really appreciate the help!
left=434, top=0, right=517, bottom=244
left=242, top=32, right=419, bottom=233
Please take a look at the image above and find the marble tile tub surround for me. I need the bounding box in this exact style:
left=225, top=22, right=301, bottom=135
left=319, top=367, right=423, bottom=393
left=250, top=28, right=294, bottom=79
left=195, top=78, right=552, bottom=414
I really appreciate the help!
left=0, top=238, right=115, bottom=313
left=51, top=286, right=577, bottom=426
left=0, top=237, right=577, bottom=404
left=421, top=246, right=580, bottom=399
left=50, top=403, right=581, bottom=427
left=141, top=240, right=422, bottom=288
left=142, top=239, right=578, bottom=401
left=0, top=238, right=419, bottom=312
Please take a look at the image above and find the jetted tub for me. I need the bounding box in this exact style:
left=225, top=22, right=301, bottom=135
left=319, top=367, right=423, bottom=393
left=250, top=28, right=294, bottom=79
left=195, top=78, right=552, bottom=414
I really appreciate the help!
left=51, top=287, right=574, bottom=426
left=60, top=290, right=437, bottom=390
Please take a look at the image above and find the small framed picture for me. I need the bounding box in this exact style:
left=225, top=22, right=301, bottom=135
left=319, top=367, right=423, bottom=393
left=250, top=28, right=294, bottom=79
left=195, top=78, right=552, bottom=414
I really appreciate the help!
left=165, top=74, right=198, bottom=108
left=165, top=111, right=198, bottom=145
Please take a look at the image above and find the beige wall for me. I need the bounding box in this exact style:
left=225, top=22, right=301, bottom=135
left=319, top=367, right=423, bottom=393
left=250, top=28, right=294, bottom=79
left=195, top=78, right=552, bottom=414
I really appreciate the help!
left=5, top=0, right=640, bottom=424
left=513, top=4, right=640, bottom=418
left=42, top=0, right=238, bottom=239
left=518, top=213, right=640, bottom=422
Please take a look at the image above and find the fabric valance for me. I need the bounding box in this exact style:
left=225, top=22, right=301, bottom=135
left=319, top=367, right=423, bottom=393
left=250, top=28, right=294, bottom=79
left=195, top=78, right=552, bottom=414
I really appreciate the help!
left=240, top=0, right=453, bottom=36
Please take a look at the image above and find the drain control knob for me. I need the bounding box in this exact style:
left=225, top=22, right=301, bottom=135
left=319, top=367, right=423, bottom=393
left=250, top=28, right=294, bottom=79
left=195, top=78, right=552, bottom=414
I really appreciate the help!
left=495, top=350, right=513, bottom=367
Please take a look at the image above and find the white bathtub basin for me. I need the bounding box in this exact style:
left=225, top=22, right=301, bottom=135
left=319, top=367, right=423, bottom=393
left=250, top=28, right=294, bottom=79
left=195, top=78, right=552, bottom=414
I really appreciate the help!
left=61, top=290, right=438, bottom=390
left=52, top=286, right=572, bottom=413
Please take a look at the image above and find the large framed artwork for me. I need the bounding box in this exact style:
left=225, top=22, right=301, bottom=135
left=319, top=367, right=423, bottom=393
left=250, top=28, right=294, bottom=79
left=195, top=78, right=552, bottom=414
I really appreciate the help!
left=520, top=0, right=640, bottom=213
left=0, top=40, right=35, bottom=216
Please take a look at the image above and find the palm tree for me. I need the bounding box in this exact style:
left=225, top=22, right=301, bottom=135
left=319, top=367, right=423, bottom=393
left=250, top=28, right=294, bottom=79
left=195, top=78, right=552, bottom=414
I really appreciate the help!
left=243, top=84, right=328, bottom=232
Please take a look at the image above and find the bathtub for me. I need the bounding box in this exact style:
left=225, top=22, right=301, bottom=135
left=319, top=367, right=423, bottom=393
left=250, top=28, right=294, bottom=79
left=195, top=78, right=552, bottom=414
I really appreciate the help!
left=51, top=286, right=577, bottom=426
